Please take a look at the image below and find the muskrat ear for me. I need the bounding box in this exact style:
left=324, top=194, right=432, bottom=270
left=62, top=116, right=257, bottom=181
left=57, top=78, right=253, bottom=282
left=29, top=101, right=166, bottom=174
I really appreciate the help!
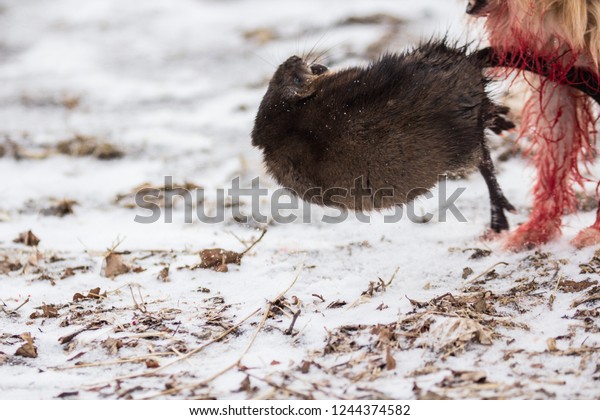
left=466, top=0, right=489, bottom=15
left=310, top=64, right=328, bottom=75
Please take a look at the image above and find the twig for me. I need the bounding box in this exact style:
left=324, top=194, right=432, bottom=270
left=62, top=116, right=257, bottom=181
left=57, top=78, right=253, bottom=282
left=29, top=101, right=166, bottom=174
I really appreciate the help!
left=90, top=306, right=261, bottom=387
left=284, top=310, right=301, bottom=335
left=246, top=372, right=312, bottom=399
left=129, top=284, right=147, bottom=313
left=2, top=298, right=29, bottom=315
left=107, top=236, right=126, bottom=253
left=52, top=353, right=176, bottom=370
left=463, top=262, right=509, bottom=285
left=240, top=229, right=267, bottom=257
left=385, top=267, right=400, bottom=287
left=144, top=262, right=304, bottom=399
left=548, top=261, right=562, bottom=310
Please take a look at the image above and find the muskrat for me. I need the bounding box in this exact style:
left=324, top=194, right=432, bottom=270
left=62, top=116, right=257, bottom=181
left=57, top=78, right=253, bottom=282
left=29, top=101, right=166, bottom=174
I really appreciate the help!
left=252, top=40, right=516, bottom=232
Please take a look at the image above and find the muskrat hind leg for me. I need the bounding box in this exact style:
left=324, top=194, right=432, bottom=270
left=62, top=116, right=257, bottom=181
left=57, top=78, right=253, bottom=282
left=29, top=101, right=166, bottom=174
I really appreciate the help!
left=489, top=106, right=515, bottom=134
left=478, top=142, right=515, bottom=233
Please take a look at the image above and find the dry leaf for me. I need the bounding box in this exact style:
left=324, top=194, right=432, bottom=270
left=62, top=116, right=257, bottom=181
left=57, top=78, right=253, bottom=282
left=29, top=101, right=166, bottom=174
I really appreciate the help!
left=145, top=359, right=160, bottom=369
left=386, top=347, right=397, bottom=370
left=56, top=391, right=79, bottom=399
left=243, top=28, right=279, bottom=44
left=300, top=360, right=311, bottom=374
left=558, top=279, right=598, bottom=293
left=73, top=287, right=106, bottom=302
left=199, top=248, right=242, bottom=270
left=157, top=266, right=170, bottom=282
left=101, top=338, right=123, bottom=355
left=469, top=249, right=492, bottom=260
left=102, top=253, right=130, bottom=278
left=235, top=375, right=256, bottom=393
left=13, top=230, right=40, bottom=246
left=547, top=338, right=559, bottom=352
left=72, top=293, right=86, bottom=302
left=31, top=304, right=59, bottom=319
left=57, top=134, right=123, bottom=160
left=41, top=199, right=76, bottom=217
left=327, top=300, right=347, bottom=309
left=15, top=333, right=38, bottom=358
left=0, top=255, right=22, bottom=274
left=458, top=371, right=487, bottom=383
left=427, top=316, right=495, bottom=353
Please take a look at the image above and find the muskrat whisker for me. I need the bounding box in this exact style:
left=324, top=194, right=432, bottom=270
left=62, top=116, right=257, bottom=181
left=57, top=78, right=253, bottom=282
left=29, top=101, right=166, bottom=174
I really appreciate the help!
left=251, top=51, right=276, bottom=69
left=305, top=31, right=330, bottom=62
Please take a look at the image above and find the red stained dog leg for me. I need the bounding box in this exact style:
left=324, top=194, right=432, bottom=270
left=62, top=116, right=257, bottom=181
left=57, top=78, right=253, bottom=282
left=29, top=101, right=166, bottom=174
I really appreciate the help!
left=572, top=207, right=600, bottom=248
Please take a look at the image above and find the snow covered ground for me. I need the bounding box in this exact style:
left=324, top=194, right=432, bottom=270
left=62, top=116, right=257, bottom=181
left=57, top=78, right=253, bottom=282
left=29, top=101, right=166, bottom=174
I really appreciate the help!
left=0, top=0, right=599, bottom=399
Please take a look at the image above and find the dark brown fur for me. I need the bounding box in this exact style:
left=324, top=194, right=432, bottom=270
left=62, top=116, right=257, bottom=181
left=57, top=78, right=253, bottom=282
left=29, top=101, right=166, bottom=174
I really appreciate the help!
left=252, top=40, right=515, bottom=232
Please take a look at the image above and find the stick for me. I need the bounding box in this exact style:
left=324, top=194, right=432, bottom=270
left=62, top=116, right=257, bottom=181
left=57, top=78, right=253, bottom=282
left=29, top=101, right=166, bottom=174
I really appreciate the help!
left=90, top=307, right=260, bottom=386
left=241, top=229, right=267, bottom=257
left=463, top=262, right=509, bottom=286
left=144, top=262, right=304, bottom=399
left=52, top=353, right=176, bottom=370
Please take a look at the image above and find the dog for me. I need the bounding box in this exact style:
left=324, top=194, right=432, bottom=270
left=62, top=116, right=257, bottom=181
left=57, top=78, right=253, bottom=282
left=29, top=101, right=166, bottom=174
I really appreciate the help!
left=467, top=0, right=600, bottom=249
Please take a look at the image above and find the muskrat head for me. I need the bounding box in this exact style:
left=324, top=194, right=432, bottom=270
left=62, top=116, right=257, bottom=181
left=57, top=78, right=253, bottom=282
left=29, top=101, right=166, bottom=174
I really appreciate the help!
left=267, top=55, right=329, bottom=102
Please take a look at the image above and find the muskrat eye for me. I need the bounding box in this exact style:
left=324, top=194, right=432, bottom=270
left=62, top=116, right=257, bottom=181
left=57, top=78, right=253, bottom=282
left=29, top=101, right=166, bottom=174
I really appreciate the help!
left=293, top=75, right=303, bottom=85
left=311, top=64, right=328, bottom=75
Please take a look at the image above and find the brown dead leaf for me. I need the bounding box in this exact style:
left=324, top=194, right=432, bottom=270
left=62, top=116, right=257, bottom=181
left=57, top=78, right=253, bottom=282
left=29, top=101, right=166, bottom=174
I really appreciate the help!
left=243, top=28, right=278, bottom=44
left=440, top=370, right=487, bottom=387
left=299, top=360, right=311, bottom=374
left=327, top=300, right=347, bottom=309
left=199, top=248, right=242, bottom=270
left=0, top=254, right=23, bottom=274
left=102, top=252, right=130, bottom=278
left=214, top=264, right=229, bottom=273
left=458, top=371, right=487, bottom=383
left=338, top=13, right=405, bottom=26
left=73, top=287, right=106, bottom=302
left=61, top=267, right=75, bottom=279
left=55, top=391, right=79, bottom=399
left=57, top=134, right=123, bottom=160
left=40, top=199, right=76, bottom=217
left=72, top=293, right=86, bottom=302
left=468, top=249, right=492, bottom=260
left=42, top=304, right=59, bottom=318
left=385, top=347, right=397, bottom=371
left=236, top=375, right=256, bottom=393
left=30, top=304, right=59, bottom=319
left=462, top=267, right=474, bottom=279
left=197, top=230, right=266, bottom=272
left=428, top=316, right=495, bottom=354
left=145, top=359, right=160, bottom=369
left=15, top=333, right=38, bottom=358
left=547, top=338, right=559, bottom=352
left=101, top=338, right=123, bottom=355
left=157, top=266, right=170, bottom=282
left=558, top=279, right=598, bottom=293
left=0, top=352, right=8, bottom=365
left=13, top=230, right=40, bottom=246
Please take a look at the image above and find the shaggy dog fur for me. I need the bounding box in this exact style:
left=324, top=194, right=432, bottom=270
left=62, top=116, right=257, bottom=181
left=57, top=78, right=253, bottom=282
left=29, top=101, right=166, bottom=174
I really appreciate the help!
left=468, top=0, right=600, bottom=249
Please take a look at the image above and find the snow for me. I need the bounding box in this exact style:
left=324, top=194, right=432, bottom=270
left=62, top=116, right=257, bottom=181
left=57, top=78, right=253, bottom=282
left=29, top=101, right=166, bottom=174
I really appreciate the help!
left=0, top=0, right=599, bottom=400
